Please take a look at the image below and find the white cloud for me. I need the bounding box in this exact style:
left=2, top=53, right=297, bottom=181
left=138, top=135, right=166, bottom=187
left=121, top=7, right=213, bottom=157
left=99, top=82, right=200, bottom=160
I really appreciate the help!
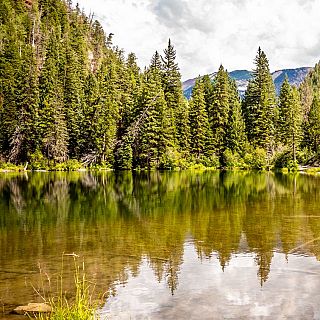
left=77, top=0, right=320, bottom=80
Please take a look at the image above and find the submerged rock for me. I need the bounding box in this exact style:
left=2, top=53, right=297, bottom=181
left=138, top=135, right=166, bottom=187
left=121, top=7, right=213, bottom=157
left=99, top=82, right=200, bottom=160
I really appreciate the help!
left=13, top=303, right=52, bottom=315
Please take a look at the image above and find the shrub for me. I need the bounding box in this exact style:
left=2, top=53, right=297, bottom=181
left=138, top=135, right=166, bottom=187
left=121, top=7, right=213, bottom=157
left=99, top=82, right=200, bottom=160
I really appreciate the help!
left=222, top=149, right=246, bottom=169
left=244, top=148, right=267, bottom=170
left=29, top=150, right=48, bottom=170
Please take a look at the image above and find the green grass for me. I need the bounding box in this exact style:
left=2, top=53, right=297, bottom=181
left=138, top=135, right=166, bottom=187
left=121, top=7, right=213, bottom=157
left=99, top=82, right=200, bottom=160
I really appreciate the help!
left=305, top=167, right=320, bottom=175
left=34, top=254, right=99, bottom=320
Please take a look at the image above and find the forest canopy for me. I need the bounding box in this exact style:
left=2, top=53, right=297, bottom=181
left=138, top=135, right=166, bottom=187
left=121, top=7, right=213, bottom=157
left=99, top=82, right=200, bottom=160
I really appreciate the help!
left=0, top=0, right=320, bottom=170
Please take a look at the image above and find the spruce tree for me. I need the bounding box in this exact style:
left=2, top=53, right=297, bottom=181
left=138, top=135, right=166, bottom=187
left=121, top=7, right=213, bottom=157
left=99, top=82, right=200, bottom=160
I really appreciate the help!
left=202, top=74, right=214, bottom=113
left=209, top=65, right=230, bottom=156
left=189, top=78, right=211, bottom=159
left=39, top=30, right=69, bottom=163
left=161, top=39, right=183, bottom=147
left=242, top=47, right=277, bottom=152
left=9, top=46, right=40, bottom=162
left=226, top=78, right=247, bottom=155
left=135, top=68, right=167, bottom=169
left=306, top=95, right=320, bottom=153
left=278, top=77, right=303, bottom=160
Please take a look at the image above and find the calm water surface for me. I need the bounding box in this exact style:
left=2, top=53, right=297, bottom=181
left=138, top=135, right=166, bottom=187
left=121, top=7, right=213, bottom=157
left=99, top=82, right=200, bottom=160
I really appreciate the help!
left=1, top=171, right=320, bottom=319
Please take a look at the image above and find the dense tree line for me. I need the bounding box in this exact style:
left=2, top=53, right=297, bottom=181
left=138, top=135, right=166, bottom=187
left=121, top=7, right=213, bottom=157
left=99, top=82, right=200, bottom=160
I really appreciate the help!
left=0, top=0, right=319, bottom=170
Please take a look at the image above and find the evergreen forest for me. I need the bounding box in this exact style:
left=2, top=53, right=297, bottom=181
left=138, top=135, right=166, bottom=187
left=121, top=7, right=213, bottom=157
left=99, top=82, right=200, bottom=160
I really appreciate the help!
left=1, top=0, right=320, bottom=171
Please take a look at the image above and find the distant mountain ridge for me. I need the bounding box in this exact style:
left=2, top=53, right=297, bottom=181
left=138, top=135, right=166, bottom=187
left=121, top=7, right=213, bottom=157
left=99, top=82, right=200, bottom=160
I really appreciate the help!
left=182, top=67, right=312, bottom=99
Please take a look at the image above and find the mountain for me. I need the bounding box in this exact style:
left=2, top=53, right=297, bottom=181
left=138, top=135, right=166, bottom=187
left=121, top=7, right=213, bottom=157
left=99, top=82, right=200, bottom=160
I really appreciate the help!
left=182, top=67, right=312, bottom=99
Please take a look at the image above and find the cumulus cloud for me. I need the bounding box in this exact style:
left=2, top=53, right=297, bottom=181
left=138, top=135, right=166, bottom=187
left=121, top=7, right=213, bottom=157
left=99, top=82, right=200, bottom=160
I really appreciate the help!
left=77, top=0, right=320, bottom=80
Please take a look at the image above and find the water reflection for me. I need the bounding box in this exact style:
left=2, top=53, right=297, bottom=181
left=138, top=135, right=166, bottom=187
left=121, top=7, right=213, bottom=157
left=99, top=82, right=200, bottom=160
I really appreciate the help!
left=1, top=171, right=320, bottom=317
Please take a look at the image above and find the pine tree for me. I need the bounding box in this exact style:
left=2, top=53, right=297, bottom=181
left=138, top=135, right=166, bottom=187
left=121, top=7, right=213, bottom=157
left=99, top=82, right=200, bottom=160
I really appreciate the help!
left=175, top=99, right=190, bottom=154
left=135, top=68, right=168, bottom=169
left=242, top=48, right=277, bottom=152
left=85, top=56, right=120, bottom=165
left=0, top=0, right=21, bottom=157
left=226, top=78, right=247, bottom=155
left=202, top=74, right=214, bottom=113
left=278, top=77, right=303, bottom=160
left=150, top=51, right=162, bottom=71
left=209, top=65, right=230, bottom=156
left=39, top=30, right=69, bottom=163
left=189, top=78, right=211, bottom=159
left=9, top=46, right=40, bottom=162
left=161, top=39, right=183, bottom=147
left=306, top=94, right=320, bottom=153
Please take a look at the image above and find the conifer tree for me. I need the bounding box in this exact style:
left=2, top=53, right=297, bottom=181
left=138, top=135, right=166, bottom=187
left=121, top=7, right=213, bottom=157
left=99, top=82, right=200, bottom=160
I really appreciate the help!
left=242, top=48, right=277, bottom=152
left=161, top=39, right=183, bottom=146
left=135, top=68, right=168, bottom=169
left=306, top=95, right=320, bottom=153
left=150, top=51, right=162, bottom=71
left=39, top=30, right=69, bottom=163
left=209, top=65, right=230, bottom=156
left=86, top=57, right=120, bottom=165
left=0, top=0, right=21, bottom=157
left=278, top=77, right=303, bottom=160
left=226, top=78, right=247, bottom=155
left=202, top=74, right=214, bottom=113
left=189, top=79, right=211, bottom=159
left=175, top=99, right=190, bottom=154
left=9, top=46, right=40, bottom=162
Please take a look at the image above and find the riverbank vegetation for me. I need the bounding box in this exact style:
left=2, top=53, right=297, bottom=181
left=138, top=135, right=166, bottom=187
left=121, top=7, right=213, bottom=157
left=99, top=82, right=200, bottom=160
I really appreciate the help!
left=34, top=254, right=97, bottom=320
left=1, top=0, right=320, bottom=171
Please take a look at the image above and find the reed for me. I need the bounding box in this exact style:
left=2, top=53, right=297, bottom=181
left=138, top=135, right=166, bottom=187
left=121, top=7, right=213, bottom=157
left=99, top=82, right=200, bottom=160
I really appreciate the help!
left=34, top=253, right=100, bottom=320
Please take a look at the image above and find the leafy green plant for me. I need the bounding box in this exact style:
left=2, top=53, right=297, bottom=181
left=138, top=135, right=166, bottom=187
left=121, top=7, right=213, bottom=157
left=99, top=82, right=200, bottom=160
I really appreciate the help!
left=34, top=254, right=99, bottom=320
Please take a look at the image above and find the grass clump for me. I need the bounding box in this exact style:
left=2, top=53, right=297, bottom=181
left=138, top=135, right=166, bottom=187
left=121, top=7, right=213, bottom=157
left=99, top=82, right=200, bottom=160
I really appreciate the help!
left=34, top=254, right=99, bottom=320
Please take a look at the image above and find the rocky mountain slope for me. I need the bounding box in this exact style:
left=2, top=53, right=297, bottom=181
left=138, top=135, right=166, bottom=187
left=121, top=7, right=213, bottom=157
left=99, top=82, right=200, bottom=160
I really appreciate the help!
left=183, top=67, right=311, bottom=99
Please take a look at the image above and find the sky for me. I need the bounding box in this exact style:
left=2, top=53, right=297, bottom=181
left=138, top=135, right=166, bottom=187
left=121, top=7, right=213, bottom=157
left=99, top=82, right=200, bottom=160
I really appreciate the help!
left=76, top=0, right=320, bottom=80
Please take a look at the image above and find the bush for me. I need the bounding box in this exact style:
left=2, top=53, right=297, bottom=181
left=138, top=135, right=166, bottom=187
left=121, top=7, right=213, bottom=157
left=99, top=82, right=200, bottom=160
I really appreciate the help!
left=244, top=148, right=267, bottom=170
left=53, top=159, right=84, bottom=171
left=273, top=149, right=305, bottom=171
left=200, top=153, right=220, bottom=168
left=29, top=150, right=48, bottom=170
left=222, top=149, right=246, bottom=169
left=0, top=161, right=24, bottom=171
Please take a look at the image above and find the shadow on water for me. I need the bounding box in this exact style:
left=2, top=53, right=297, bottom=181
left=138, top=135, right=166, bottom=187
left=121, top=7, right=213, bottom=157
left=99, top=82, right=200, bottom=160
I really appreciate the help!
left=1, top=171, right=320, bottom=318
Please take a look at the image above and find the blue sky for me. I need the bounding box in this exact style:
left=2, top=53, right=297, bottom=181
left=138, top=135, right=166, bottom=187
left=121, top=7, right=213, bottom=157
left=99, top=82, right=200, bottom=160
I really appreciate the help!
left=77, top=0, right=320, bottom=80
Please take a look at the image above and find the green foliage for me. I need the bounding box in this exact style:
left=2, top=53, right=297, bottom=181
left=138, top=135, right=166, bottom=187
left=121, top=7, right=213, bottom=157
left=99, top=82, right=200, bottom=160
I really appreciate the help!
left=273, top=149, right=300, bottom=171
left=0, top=161, right=24, bottom=171
left=189, top=78, right=212, bottom=159
left=306, top=94, right=320, bottom=152
left=159, top=147, right=187, bottom=170
left=0, top=1, right=318, bottom=171
left=29, top=150, right=49, bottom=170
left=244, top=148, right=268, bottom=170
left=222, top=149, right=245, bottom=169
left=242, top=48, right=277, bottom=151
left=210, top=65, right=230, bottom=155
left=35, top=256, right=97, bottom=320
left=278, top=78, right=303, bottom=161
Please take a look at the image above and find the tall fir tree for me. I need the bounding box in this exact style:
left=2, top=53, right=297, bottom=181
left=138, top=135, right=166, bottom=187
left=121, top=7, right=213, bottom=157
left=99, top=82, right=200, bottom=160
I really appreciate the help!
left=9, top=46, right=40, bottom=162
left=306, top=94, right=320, bottom=153
left=278, top=77, right=303, bottom=160
left=225, top=78, right=247, bottom=155
left=161, top=39, right=184, bottom=148
left=209, top=65, right=230, bottom=156
left=242, top=47, right=277, bottom=152
left=135, top=67, right=168, bottom=169
left=39, top=30, right=69, bottom=163
left=189, top=78, right=211, bottom=159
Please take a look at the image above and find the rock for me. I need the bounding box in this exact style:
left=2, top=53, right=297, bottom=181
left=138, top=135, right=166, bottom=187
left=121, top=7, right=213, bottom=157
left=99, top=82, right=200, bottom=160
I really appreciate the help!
left=13, top=303, right=52, bottom=315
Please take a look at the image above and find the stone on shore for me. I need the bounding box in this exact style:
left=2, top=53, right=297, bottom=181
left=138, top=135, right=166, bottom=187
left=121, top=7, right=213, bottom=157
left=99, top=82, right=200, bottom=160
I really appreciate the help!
left=13, top=303, right=52, bottom=315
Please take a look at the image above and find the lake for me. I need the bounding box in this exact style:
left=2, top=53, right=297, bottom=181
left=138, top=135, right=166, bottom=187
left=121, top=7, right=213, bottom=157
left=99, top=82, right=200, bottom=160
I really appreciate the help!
left=1, top=171, right=320, bottom=319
